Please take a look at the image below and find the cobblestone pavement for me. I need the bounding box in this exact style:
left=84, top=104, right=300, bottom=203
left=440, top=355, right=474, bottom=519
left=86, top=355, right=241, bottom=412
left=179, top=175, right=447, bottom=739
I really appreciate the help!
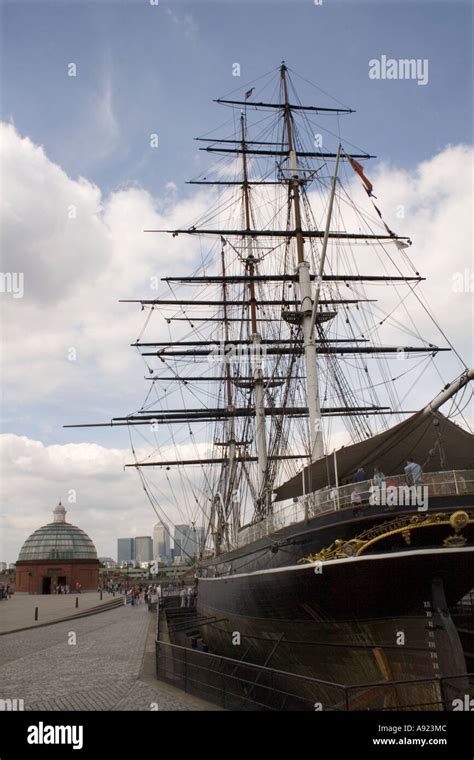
left=0, top=604, right=219, bottom=711
left=0, top=591, right=118, bottom=633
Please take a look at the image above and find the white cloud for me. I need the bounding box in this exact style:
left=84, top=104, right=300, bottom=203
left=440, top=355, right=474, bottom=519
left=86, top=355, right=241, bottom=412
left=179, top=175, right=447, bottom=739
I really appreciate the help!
left=165, top=7, right=198, bottom=39
left=0, top=123, right=111, bottom=303
left=0, top=434, right=212, bottom=564
left=0, top=434, right=140, bottom=563
left=61, top=55, right=122, bottom=169
left=91, top=64, right=121, bottom=162
left=0, top=122, right=208, bottom=406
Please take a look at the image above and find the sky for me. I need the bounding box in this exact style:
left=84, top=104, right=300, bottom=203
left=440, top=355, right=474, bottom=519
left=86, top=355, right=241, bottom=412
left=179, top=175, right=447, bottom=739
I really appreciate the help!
left=0, top=0, right=472, bottom=562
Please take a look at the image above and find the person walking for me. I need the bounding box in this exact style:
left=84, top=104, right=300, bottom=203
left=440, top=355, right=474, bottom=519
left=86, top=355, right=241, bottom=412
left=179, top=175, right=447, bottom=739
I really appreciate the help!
left=180, top=587, right=187, bottom=608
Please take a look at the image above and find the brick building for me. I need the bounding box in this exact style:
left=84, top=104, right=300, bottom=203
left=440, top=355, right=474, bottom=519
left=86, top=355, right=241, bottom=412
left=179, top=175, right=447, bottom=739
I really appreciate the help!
left=15, top=502, right=100, bottom=594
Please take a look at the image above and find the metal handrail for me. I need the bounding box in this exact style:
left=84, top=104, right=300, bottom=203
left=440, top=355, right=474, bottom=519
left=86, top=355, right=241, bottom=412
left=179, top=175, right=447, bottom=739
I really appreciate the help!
left=237, top=469, right=474, bottom=547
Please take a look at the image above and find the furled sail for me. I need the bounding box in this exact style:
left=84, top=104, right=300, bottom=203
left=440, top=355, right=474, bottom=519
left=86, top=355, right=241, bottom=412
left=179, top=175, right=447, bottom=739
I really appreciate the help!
left=274, top=409, right=474, bottom=501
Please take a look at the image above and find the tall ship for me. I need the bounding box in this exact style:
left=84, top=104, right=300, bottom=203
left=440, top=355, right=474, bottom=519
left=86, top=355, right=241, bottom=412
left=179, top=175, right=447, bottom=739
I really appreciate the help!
left=69, top=63, right=474, bottom=709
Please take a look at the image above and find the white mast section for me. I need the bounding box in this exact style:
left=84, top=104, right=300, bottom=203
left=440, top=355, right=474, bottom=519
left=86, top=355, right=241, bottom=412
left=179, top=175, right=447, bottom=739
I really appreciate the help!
left=220, top=243, right=237, bottom=548
left=421, top=368, right=474, bottom=417
left=309, top=143, right=342, bottom=334
left=281, top=63, right=324, bottom=462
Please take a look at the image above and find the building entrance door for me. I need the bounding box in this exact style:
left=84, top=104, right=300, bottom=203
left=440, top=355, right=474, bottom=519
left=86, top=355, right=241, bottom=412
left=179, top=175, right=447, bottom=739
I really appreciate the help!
left=42, top=577, right=51, bottom=594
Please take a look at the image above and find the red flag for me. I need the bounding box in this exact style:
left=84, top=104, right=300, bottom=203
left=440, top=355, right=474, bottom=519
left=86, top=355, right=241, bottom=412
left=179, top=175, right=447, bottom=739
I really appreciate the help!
left=348, top=156, right=373, bottom=196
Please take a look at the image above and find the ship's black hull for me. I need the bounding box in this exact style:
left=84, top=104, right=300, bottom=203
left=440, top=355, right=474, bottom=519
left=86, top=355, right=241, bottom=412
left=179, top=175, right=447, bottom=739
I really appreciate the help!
left=197, top=496, right=474, bottom=709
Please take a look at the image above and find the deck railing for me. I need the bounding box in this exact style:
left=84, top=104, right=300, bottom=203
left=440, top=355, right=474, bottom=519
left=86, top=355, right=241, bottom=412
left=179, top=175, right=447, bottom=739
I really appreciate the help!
left=236, top=469, right=474, bottom=548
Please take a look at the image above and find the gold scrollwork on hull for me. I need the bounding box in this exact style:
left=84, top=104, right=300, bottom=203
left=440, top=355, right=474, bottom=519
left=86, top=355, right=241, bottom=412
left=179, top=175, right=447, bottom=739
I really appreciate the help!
left=302, top=510, right=473, bottom=563
left=443, top=510, right=470, bottom=547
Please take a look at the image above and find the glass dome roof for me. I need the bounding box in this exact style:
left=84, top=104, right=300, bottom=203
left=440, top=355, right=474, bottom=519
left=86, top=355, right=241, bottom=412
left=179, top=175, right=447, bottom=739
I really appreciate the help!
left=17, top=502, right=98, bottom=561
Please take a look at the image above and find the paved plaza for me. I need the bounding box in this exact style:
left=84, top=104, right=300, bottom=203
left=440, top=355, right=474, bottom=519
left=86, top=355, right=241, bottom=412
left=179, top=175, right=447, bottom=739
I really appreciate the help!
left=0, top=591, right=119, bottom=634
left=0, top=602, right=219, bottom=711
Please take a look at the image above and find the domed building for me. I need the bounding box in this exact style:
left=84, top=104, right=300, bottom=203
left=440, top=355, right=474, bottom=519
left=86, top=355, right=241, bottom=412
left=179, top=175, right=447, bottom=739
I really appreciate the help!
left=16, top=502, right=100, bottom=594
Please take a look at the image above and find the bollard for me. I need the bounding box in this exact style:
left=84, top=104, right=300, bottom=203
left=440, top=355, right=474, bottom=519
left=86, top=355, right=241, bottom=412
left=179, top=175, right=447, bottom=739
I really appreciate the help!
left=34, top=607, right=38, bottom=621
left=100, top=591, right=103, bottom=601
left=75, top=596, right=79, bottom=609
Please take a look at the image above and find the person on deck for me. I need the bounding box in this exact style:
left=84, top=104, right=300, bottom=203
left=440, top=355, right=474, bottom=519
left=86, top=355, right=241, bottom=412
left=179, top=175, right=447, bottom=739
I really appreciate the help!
left=353, top=467, right=368, bottom=483
left=351, top=488, right=363, bottom=516
left=373, top=466, right=385, bottom=488
left=404, top=458, right=422, bottom=484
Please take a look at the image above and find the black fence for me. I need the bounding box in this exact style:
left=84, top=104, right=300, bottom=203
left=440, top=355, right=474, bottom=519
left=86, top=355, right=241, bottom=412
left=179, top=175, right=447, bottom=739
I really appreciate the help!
left=155, top=638, right=474, bottom=711
left=155, top=598, right=474, bottom=711
left=156, top=639, right=347, bottom=710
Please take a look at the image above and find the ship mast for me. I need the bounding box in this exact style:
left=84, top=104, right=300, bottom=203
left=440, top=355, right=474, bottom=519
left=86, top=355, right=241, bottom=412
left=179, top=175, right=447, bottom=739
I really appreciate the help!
left=239, top=110, right=269, bottom=511
left=280, top=62, right=324, bottom=462
left=216, top=241, right=236, bottom=551
left=64, top=64, right=466, bottom=551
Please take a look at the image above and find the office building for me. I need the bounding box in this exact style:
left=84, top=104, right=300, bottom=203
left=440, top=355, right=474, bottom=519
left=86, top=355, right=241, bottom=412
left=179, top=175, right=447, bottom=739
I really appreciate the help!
left=117, top=538, right=135, bottom=565
left=153, top=521, right=170, bottom=563
left=135, top=536, right=153, bottom=564
left=174, top=524, right=204, bottom=562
